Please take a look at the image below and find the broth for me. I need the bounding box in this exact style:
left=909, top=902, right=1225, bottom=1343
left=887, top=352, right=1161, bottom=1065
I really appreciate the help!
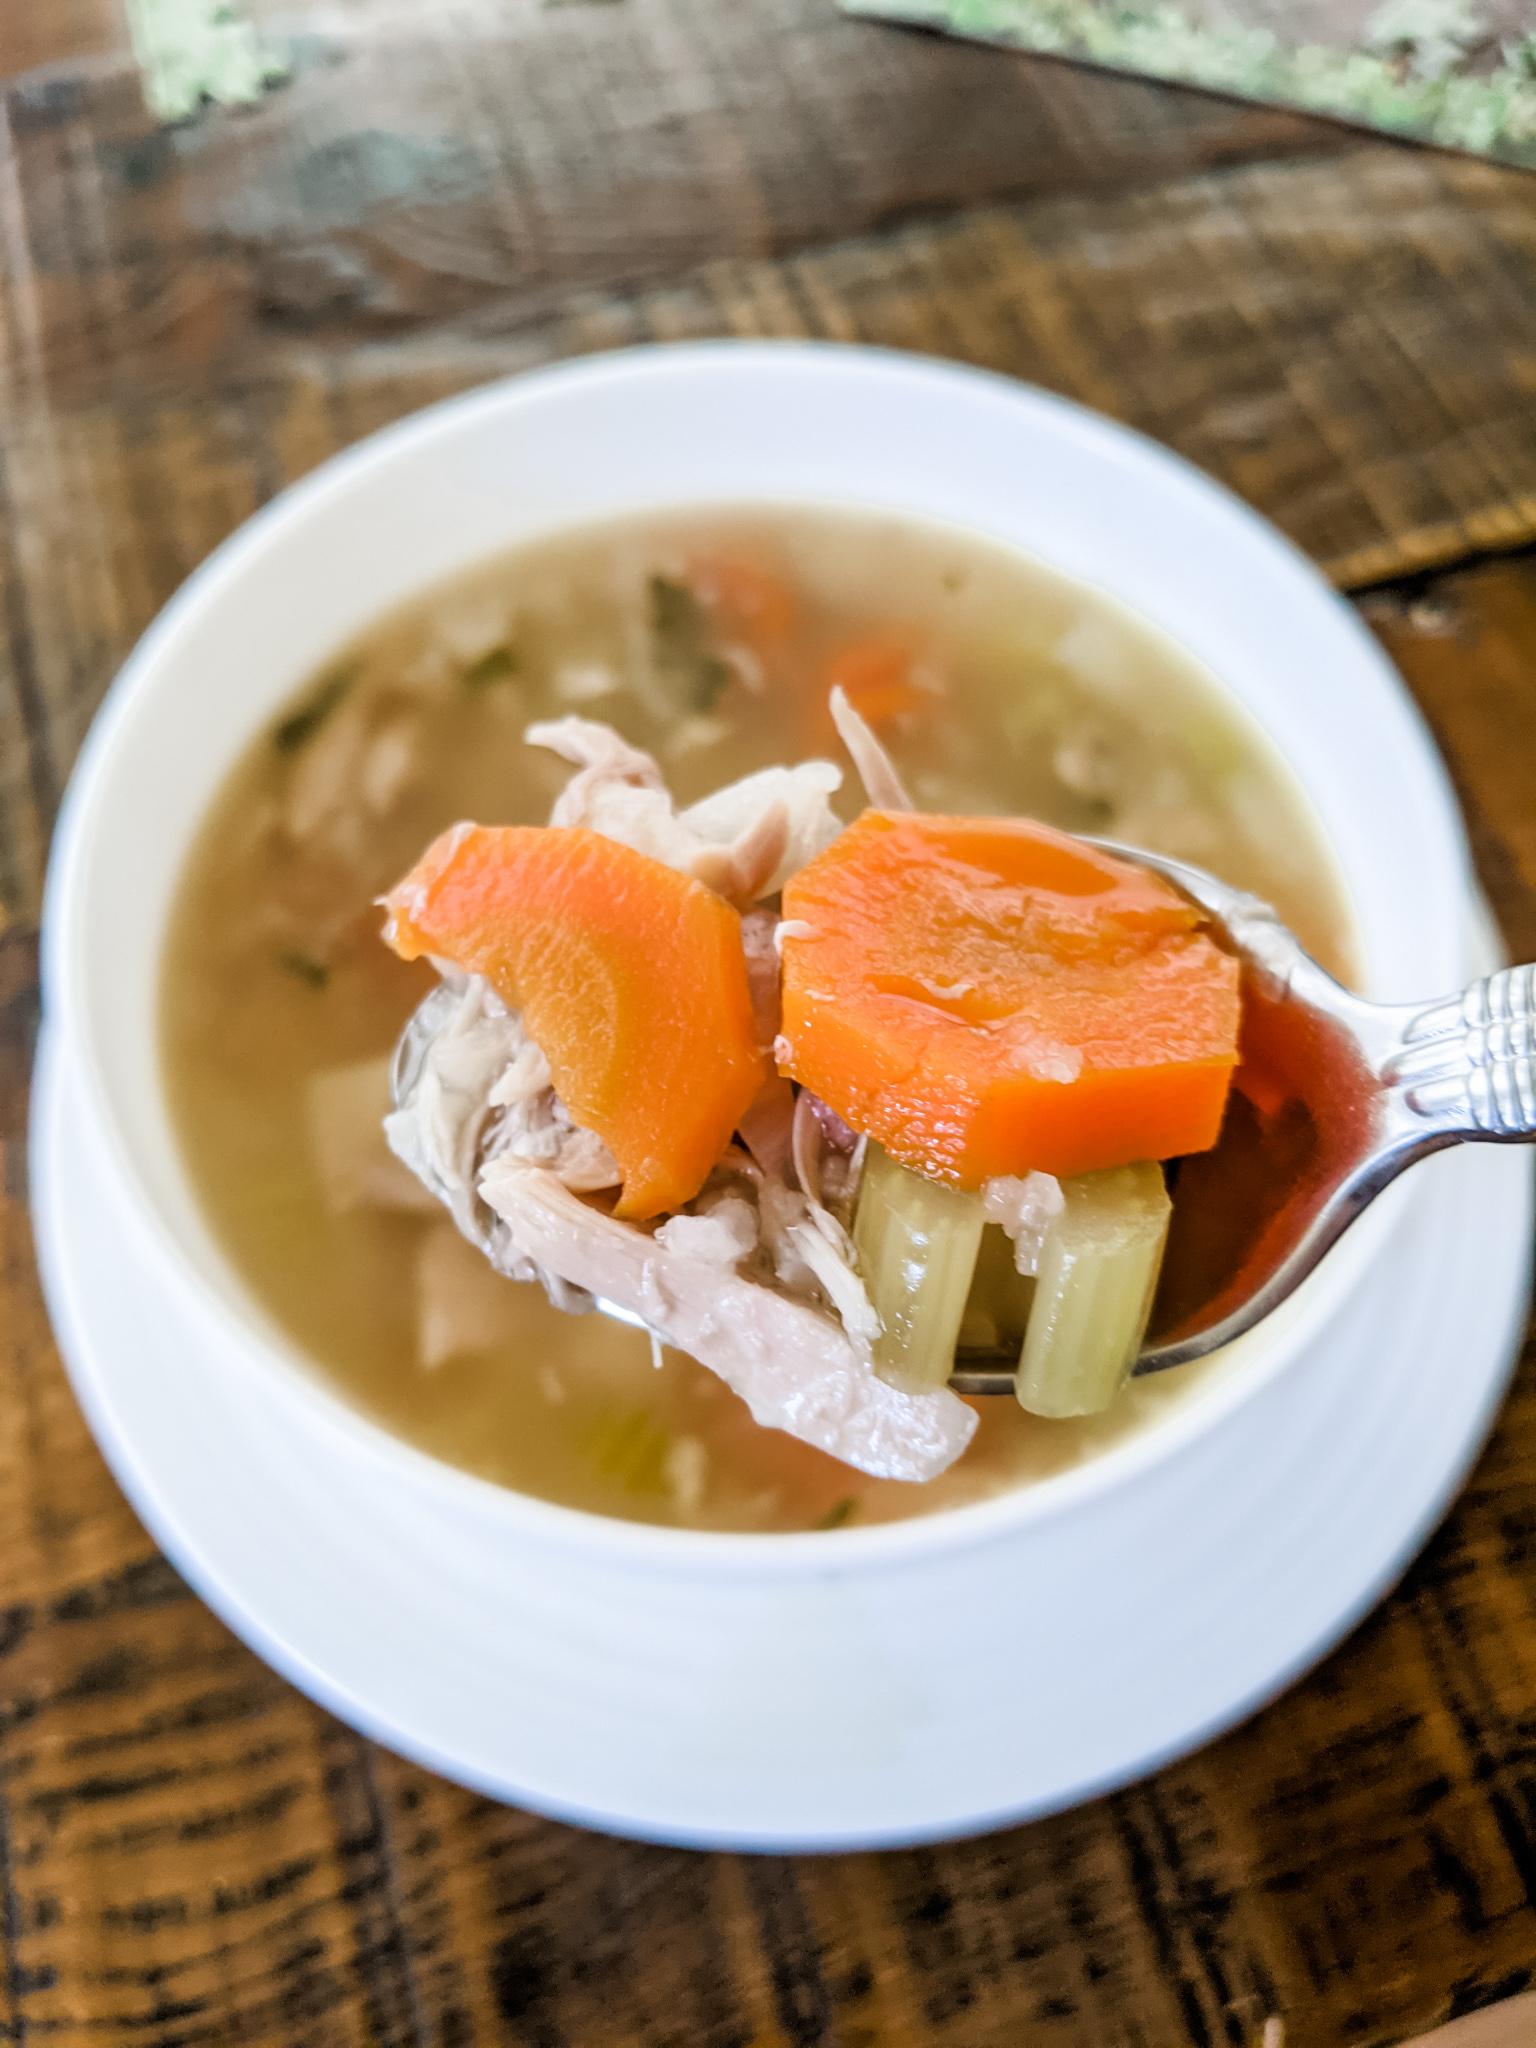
left=161, top=506, right=1353, bottom=1532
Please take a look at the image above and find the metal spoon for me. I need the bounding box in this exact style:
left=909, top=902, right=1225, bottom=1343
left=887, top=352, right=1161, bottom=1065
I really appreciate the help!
left=954, top=842, right=1534, bottom=1393
left=392, top=847, right=1536, bottom=1395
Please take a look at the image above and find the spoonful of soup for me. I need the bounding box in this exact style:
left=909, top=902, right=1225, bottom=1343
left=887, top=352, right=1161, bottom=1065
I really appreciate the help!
left=380, top=693, right=1529, bottom=1481
left=951, top=843, right=1533, bottom=1392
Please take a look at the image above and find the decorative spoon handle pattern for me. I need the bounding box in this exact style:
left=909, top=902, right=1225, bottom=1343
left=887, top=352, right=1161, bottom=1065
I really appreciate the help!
left=1388, top=965, right=1536, bottom=1139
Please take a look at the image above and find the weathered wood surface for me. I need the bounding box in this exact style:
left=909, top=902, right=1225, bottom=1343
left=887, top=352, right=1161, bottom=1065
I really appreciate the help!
left=5, top=1, right=1536, bottom=924
left=6, top=2, right=1536, bottom=2042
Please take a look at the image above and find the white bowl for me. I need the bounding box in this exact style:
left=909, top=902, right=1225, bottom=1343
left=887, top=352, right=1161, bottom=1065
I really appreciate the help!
left=35, top=342, right=1531, bottom=1847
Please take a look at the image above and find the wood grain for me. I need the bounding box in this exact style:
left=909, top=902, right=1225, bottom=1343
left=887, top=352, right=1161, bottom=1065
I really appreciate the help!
left=8, top=2, right=1536, bottom=2041
left=3, top=7, right=1536, bottom=926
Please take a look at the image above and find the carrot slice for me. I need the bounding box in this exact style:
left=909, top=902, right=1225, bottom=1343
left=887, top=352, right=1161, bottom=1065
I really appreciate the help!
left=824, top=634, right=926, bottom=727
left=778, top=812, right=1240, bottom=1185
left=685, top=557, right=796, bottom=649
left=383, top=824, right=767, bottom=1218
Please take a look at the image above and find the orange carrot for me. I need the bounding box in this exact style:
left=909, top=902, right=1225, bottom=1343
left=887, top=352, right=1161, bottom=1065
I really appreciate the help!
left=686, top=557, right=795, bottom=650
left=824, top=634, right=926, bottom=727
left=383, top=825, right=767, bottom=1218
left=778, top=812, right=1240, bottom=1184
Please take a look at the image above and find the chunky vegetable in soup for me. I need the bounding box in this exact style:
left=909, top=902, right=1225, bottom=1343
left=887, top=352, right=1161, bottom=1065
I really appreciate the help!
left=161, top=507, right=1353, bottom=1532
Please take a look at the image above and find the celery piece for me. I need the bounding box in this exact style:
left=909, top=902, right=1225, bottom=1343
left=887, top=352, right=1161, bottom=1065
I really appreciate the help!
left=462, top=644, right=520, bottom=692
left=1016, top=1163, right=1171, bottom=1418
left=959, top=1224, right=1036, bottom=1352
left=853, top=1144, right=986, bottom=1395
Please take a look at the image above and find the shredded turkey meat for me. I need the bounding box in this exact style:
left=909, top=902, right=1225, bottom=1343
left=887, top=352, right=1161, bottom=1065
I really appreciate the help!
left=478, top=1165, right=975, bottom=1483
left=525, top=716, right=844, bottom=906
left=982, top=1171, right=1066, bottom=1276
left=378, top=708, right=988, bottom=1481
left=829, top=685, right=913, bottom=812
left=378, top=963, right=962, bottom=1474
left=382, top=972, right=611, bottom=1314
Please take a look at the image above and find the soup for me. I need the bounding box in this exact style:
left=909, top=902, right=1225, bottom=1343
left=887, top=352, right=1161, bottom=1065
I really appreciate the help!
left=161, top=506, right=1352, bottom=1532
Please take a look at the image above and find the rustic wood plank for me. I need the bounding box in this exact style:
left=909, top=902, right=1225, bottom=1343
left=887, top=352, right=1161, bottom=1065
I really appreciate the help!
left=4, top=5, right=1535, bottom=935
left=5, top=140, right=1536, bottom=928
left=0, top=0, right=126, bottom=82
left=1366, top=568, right=1536, bottom=968
left=2, top=0, right=1360, bottom=414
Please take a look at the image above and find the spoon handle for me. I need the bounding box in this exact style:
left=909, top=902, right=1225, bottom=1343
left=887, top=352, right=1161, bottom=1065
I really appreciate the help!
left=1385, top=964, right=1536, bottom=1140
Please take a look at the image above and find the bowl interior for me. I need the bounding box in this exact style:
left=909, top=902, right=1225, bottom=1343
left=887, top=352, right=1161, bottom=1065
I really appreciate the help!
left=44, top=342, right=1473, bottom=1534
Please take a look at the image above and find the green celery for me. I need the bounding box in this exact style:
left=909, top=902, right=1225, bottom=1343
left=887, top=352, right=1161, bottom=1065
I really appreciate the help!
left=1016, top=1163, right=1171, bottom=1418
left=853, top=1144, right=985, bottom=1395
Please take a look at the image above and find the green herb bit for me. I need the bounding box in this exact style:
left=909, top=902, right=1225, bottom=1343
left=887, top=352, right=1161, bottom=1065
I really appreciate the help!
left=277, top=950, right=329, bottom=990
left=815, top=1497, right=859, bottom=1532
left=690, top=655, right=733, bottom=709
left=272, top=664, right=358, bottom=753
left=649, top=574, right=732, bottom=713
left=463, top=644, right=519, bottom=692
left=650, top=573, right=698, bottom=643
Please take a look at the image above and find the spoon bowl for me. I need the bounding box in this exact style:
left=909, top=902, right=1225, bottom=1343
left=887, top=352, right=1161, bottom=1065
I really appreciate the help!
left=955, top=842, right=1534, bottom=1391
left=391, top=838, right=1532, bottom=1399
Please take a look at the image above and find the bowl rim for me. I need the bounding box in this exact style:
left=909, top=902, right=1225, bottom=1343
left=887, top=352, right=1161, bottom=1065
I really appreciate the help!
left=39, top=338, right=1473, bottom=1574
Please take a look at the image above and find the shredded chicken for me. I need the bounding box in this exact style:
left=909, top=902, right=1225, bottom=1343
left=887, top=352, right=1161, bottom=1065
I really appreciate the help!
left=382, top=955, right=936, bottom=1468
left=681, top=765, right=844, bottom=893
left=524, top=717, right=844, bottom=906
left=829, top=685, right=913, bottom=811
left=253, top=678, right=430, bottom=961
left=664, top=1436, right=708, bottom=1519
left=737, top=1076, right=796, bottom=1181
left=307, top=1056, right=440, bottom=1215
left=739, top=907, right=783, bottom=1052
left=481, top=1031, right=624, bottom=1192
left=376, top=702, right=994, bottom=1481
left=285, top=692, right=423, bottom=860
left=756, top=1172, right=882, bottom=1350
left=417, top=1220, right=522, bottom=1369
left=534, top=716, right=667, bottom=815
left=555, top=662, right=618, bottom=703
left=982, top=1171, right=1065, bottom=1276
left=654, top=1197, right=758, bottom=1267
left=384, top=974, right=528, bottom=1242
left=478, top=1165, right=975, bottom=1481
left=436, top=600, right=515, bottom=668
left=383, top=972, right=613, bottom=1312
left=806, top=1095, right=866, bottom=1208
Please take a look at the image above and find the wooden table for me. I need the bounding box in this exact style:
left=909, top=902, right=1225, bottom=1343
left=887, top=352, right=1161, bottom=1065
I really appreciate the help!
left=4, top=4, right=1536, bottom=2042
